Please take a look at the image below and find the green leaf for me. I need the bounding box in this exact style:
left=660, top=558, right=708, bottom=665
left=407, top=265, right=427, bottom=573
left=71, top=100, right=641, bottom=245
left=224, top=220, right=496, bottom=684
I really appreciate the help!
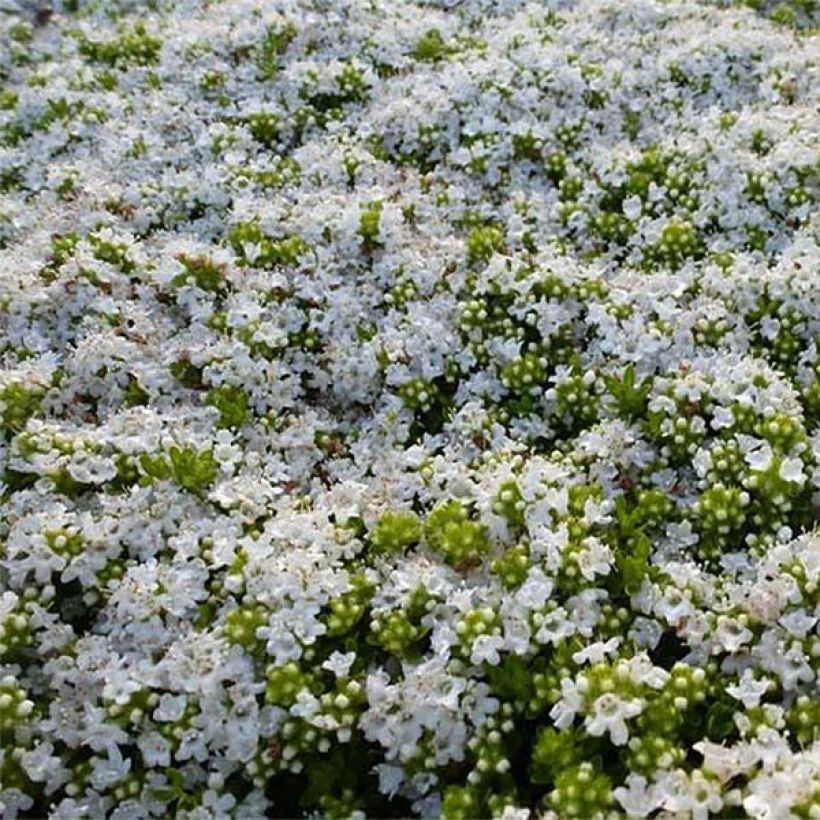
left=169, top=446, right=218, bottom=495
left=605, top=364, right=653, bottom=421
left=705, top=696, right=738, bottom=741
left=485, top=655, right=534, bottom=703
left=206, top=385, right=250, bottom=429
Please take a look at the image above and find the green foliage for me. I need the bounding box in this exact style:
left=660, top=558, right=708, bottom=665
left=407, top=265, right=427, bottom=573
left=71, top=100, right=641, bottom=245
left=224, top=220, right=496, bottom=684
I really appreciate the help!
left=359, top=200, right=384, bottom=252
left=467, top=224, right=505, bottom=265
left=501, top=350, right=548, bottom=394
left=369, top=608, right=427, bottom=657
left=425, top=501, right=490, bottom=567
left=170, top=358, right=203, bottom=389
left=512, top=131, right=541, bottom=162
left=414, top=30, right=448, bottom=62
left=168, top=446, right=218, bottom=495
left=605, top=364, right=653, bottom=422
left=242, top=112, right=281, bottom=147
left=788, top=695, right=820, bottom=746
left=174, top=255, right=226, bottom=292
left=398, top=378, right=439, bottom=413
left=693, top=483, right=749, bottom=560
left=486, top=654, right=535, bottom=704
left=206, top=385, right=250, bottom=429
left=302, top=62, right=369, bottom=116
left=88, top=233, right=135, bottom=273
left=545, top=762, right=614, bottom=817
left=645, top=220, right=704, bottom=269
left=0, top=382, right=45, bottom=436
left=324, top=575, right=373, bottom=636
left=78, top=23, right=162, bottom=68
left=0, top=609, right=34, bottom=662
left=225, top=602, right=268, bottom=651
left=369, top=511, right=422, bottom=555
left=236, top=157, right=301, bottom=190
left=257, top=22, right=297, bottom=79
left=491, top=544, right=530, bottom=588
left=493, top=480, right=525, bottom=532
left=530, top=726, right=589, bottom=785
left=441, top=785, right=481, bottom=820
left=229, top=221, right=310, bottom=268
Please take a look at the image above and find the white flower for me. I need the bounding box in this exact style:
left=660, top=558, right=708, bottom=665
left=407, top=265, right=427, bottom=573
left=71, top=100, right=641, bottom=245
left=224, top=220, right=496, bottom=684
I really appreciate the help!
left=534, top=607, right=576, bottom=645
left=2, top=0, right=820, bottom=812
left=497, top=807, right=530, bottom=820
left=549, top=677, right=585, bottom=730
left=0, top=790, right=34, bottom=820
left=715, top=615, right=753, bottom=653
left=470, top=634, right=504, bottom=666
left=572, top=637, right=621, bottom=666
left=657, top=769, right=723, bottom=819
left=515, top=569, right=553, bottom=610
left=576, top=537, right=613, bottom=581
left=693, top=740, right=745, bottom=783
left=744, top=771, right=800, bottom=819
left=689, top=770, right=724, bottom=819
left=726, top=670, right=771, bottom=709
left=778, top=610, right=816, bottom=638
left=137, top=733, right=171, bottom=768
left=746, top=442, right=774, bottom=472
left=584, top=693, right=643, bottom=745
left=375, top=764, right=405, bottom=797
left=627, top=654, right=671, bottom=690
left=654, top=587, right=696, bottom=626
left=710, top=406, right=735, bottom=431
left=623, top=196, right=643, bottom=222
left=614, top=774, right=664, bottom=817
left=779, top=457, right=805, bottom=484
left=90, top=745, right=131, bottom=790
left=108, top=804, right=149, bottom=820
left=629, top=617, right=663, bottom=650
left=153, top=694, right=187, bottom=723
left=322, top=651, right=357, bottom=678
left=202, top=788, right=237, bottom=816
left=20, top=742, right=71, bottom=794
left=664, top=521, right=699, bottom=550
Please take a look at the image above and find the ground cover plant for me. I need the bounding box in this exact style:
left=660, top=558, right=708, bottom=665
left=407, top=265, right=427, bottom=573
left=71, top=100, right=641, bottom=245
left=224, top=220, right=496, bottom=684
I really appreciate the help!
left=0, top=0, right=819, bottom=817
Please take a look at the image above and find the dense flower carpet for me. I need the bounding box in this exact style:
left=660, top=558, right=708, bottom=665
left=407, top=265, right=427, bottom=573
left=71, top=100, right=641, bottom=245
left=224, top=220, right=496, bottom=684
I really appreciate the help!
left=1, top=0, right=819, bottom=817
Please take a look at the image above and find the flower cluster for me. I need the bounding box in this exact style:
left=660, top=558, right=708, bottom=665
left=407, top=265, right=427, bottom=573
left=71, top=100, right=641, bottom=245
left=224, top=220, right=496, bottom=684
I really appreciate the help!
left=1, top=0, right=819, bottom=817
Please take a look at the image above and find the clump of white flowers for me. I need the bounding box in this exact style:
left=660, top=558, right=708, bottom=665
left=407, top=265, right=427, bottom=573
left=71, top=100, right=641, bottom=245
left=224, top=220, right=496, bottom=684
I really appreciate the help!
left=1, top=0, right=819, bottom=817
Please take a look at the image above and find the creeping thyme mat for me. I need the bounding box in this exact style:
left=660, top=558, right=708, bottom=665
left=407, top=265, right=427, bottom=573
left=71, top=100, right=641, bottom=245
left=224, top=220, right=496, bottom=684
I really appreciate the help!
left=1, top=0, right=820, bottom=817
